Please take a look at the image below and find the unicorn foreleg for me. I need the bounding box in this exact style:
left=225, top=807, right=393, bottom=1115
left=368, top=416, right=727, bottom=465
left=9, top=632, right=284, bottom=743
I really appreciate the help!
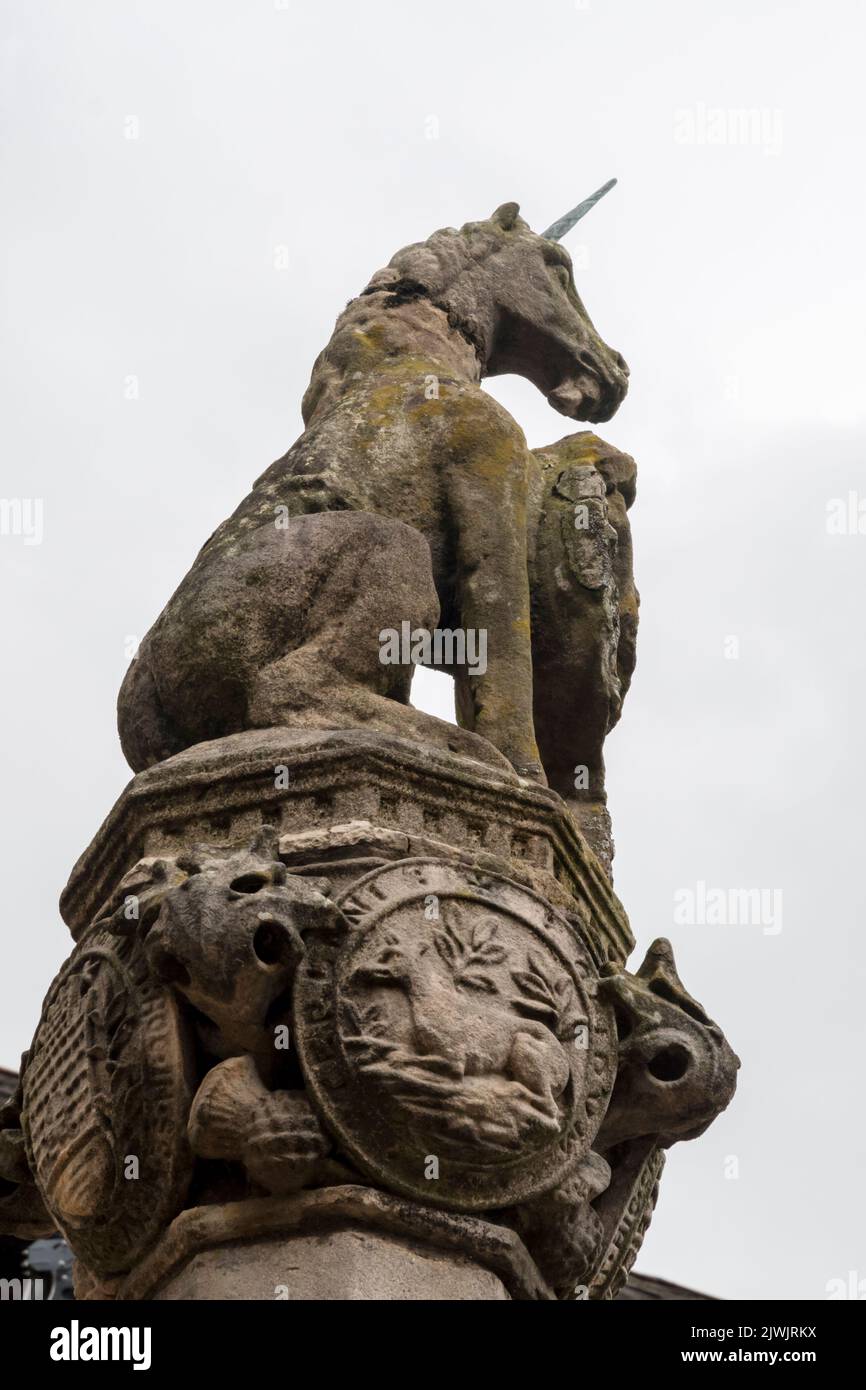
left=441, top=396, right=544, bottom=782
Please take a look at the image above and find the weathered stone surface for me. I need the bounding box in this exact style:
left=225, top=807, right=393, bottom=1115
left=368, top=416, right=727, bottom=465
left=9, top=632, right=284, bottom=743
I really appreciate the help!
left=118, top=203, right=629, bottom=789
left=188, top=1055, right=335, bottom=1196
left=2, top=202, right=739, bottom=1301
left=588, top=1139, right=666, bottom=1299
left=501, top=1149, right=612, bottom=1298
left=597, top=938, right=740, bottom=1150
left=529, top=431, right=638, bottom=870
left=295, top=857, right=617, bottom=1211
left=59, top=729, right=634, bottom=967
left=151, top=1229, right=511, bottom=1301
left=17, top=777, right=735, bottom=1298
left=118, top=511, right=512, bottom=780
left=109, top=829, right=336, bottom=1074
left=21, top=685, right=734, bottom=1301
left=0, top=1079, right=54, bottom=1242
left=33, top=814, right=735, bottom=1299
left=19, top=924, right=195, bottom=1278
left=100, top=1187, right=553, bottom=1301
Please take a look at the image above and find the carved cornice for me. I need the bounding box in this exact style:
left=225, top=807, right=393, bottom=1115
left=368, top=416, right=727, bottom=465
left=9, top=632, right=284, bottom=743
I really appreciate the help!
left=61, top=729, right=634, bottom=966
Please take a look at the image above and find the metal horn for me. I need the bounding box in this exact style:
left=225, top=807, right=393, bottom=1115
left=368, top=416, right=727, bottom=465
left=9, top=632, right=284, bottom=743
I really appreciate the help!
left=541, top=178, right=618, bottom=242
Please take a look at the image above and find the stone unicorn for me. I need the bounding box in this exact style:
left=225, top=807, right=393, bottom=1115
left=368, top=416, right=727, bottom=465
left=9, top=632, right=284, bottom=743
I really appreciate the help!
left=118, top=198, right=635, bottom=860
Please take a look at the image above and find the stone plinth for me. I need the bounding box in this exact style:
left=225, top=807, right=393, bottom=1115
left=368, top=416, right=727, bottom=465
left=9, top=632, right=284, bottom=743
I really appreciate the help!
left=96, top=1188, right=550, bottom=1302
left=60, top=728, right=634, bottom=966
left=7, top=730, right=738, bottom=1302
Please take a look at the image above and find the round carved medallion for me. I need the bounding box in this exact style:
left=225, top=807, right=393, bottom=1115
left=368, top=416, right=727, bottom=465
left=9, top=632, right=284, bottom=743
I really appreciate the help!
left=21, top=927, right=195, bottom=1277
left=294, top=859, right=616, bottom=1210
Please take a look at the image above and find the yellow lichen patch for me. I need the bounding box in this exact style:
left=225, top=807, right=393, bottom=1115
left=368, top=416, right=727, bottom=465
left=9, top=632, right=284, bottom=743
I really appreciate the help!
left=445, top=401, right=526, bottom=483
left=352, top=323, right=386, bottom=353
left=407, top=389, right=450, bottom=419
left=366, top=382, right=407, bottom=423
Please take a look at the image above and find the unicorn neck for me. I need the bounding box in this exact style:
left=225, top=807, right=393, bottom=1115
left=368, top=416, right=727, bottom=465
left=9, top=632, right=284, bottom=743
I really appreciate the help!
left=301, top=291, right=484, bottom=425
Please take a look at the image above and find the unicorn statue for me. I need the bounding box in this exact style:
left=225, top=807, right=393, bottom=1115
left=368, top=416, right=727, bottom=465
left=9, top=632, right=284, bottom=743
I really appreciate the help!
left=119, top=183, right=637, bottom=868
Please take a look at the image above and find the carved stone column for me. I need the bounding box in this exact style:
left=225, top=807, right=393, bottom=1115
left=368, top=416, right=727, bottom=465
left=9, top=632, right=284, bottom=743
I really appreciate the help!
left=2, top=730, right=738, bottom=1300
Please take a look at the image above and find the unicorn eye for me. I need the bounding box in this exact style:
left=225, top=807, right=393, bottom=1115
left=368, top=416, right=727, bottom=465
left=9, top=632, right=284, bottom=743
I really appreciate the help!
left=554, top=264, right=572, bottom=290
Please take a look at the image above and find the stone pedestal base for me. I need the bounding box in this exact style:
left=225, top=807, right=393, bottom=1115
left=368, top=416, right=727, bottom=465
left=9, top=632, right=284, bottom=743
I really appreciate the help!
left=10, top=728, right=737, bottom=1304
left=100, top=1188, right=551, bottom=1302
left=154, top=1230, right=509, bottom=1302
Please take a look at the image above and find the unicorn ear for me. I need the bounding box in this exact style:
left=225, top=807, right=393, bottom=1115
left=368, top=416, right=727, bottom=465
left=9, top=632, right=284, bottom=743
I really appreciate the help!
left=490, top=202, right=521, bottom=231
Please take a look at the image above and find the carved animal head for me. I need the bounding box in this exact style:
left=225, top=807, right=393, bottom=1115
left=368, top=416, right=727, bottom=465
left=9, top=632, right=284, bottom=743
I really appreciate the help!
left=364, top=201, right=629, bottom=423
left=597, top=938, right=740, bottom=1150
left=352, top=930, right=432, bottom=989
left=103, top=827, right=339, bottom=1060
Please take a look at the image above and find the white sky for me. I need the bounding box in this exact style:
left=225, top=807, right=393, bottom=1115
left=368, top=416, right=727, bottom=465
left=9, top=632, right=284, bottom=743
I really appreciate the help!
left=2, top=0, right=864, bottom=1299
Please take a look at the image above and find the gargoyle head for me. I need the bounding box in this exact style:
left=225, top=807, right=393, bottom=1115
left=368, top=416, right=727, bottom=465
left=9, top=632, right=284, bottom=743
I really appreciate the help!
left=597, top=938, right=740, bottom=1150
left=102, top=827, right=341, bottom=1062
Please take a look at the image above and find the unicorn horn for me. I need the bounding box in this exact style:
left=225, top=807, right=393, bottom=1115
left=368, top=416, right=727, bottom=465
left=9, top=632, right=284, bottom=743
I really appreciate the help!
left=541, top=178, right=618, bottom=242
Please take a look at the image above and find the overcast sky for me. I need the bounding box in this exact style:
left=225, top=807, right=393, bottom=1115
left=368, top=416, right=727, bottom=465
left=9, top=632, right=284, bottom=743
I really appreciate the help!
left=2, top=0, right=864, bottom=1300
